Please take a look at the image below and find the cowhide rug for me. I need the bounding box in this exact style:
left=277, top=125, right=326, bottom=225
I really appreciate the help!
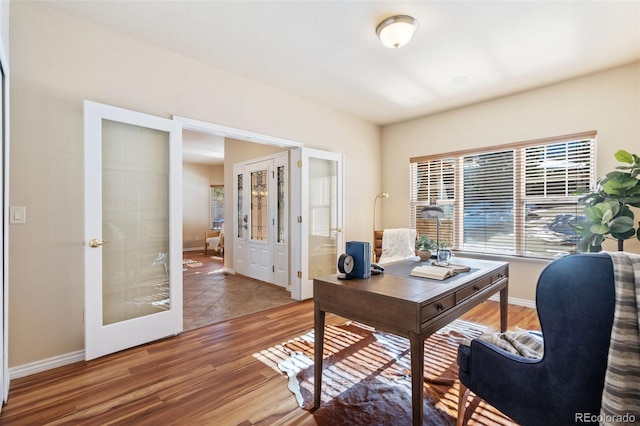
left=278, top=320, right=516, bottom=425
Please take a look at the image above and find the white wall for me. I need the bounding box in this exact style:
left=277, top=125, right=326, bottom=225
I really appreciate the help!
left=182, top=162, right=220, bottom=250
left=381, top=62, right=640, bottom=302
left=8, top=2, right=380, bottom=367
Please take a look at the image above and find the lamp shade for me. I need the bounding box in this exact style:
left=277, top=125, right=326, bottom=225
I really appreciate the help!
left=421, top=205, right=444, bottom=219
left=376, top=15, right=418, bottom=49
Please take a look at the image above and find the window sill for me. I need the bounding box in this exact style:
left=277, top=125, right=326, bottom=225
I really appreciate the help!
left=452, top=250, right=553, bottom=265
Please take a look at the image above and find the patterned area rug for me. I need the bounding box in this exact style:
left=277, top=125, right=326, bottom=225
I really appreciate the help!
left=277, top=320, right=516, bottom=425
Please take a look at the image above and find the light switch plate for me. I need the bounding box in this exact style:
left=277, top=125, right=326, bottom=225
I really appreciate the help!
left=10, top=206, right=26, bottom=224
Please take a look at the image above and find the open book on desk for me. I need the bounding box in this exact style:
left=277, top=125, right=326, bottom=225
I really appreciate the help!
left=410, top=263, right=471, bottom=280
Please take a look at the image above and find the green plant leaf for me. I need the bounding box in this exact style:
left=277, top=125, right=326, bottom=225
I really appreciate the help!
left=609, top=201, right=621, bottom=216
left=590, top=223, right=610, bottom=234
left=609, top=215, right=634, bottom=233
left=615, top=149, right=634, bottom=164
left=602, top=177, right=639, bottom=195
left=620, top=205, right=636, bottom=219
left=585, top=207, right=602, bottom=222
left=611, top=228, right=636, bottom=240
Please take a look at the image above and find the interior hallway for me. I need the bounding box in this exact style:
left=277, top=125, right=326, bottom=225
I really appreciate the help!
left=183, top=251, right=296, bottom=331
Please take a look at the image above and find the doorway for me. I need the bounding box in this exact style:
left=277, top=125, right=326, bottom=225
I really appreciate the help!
left=179, top=117, right=302, bottom=329
left=176, top=116, right=344, bottom=305
left=233, top=152, right=288, bottom=287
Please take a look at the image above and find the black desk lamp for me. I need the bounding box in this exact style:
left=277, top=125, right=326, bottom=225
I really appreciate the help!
left=421, top=203, right=445, bottom=263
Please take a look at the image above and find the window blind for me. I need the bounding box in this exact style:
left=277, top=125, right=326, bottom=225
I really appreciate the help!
left=410, top=131, right=596, bottom=258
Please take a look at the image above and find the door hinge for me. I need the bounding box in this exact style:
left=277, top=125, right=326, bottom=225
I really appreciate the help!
left=297, top=216, right=302, bottom=223
left=272, top=265, right=275, bottom=272
left=297, top=160, right=302, bottom=168
left=297, top=271, right=302, bottom=278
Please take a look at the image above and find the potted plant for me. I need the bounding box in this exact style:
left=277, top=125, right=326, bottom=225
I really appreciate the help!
left=416, top=234, right=437, bottom=260
left=576, top=149, right=640, bottom=252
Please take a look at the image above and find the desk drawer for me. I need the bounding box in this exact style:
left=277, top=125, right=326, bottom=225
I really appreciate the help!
left=492, top=269, right=508, bottom=283
left=422, top=293, right=456, bottom=321
left=456, top=275, right=492, bottom=302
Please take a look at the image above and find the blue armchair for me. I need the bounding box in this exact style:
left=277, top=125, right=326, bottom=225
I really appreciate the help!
left=457, top=253, right=615, bottom=426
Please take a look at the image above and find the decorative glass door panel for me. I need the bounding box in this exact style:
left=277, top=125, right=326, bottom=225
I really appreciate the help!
left=251, top=169, right=268, bottom=241
left=277, top=165, right=286, bottom=243
left=101, top=119, right=170, bottom=325
left=237, top=173, right=244, bottom=239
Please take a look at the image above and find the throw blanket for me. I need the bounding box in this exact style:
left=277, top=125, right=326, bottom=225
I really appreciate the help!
left=378, top=228, right=418, bottom=265
left=600, top=252, right=640, bottom=425
left=474, top=327, right=544, bottom=359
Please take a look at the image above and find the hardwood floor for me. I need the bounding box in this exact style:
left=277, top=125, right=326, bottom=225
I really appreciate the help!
left=0, top=300, right=539, bottom=425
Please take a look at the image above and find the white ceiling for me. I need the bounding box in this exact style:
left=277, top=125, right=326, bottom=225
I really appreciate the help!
left=44, top=0, right=640, bottom=162
left=181, top=129, right=225, bottom=165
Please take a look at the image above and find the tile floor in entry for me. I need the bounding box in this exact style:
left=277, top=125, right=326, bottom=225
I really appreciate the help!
left=183, top=251, right=296, bottom=331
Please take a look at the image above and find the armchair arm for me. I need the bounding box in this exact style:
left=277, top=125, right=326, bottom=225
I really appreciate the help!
left=458, top=339, right=554, bottom=425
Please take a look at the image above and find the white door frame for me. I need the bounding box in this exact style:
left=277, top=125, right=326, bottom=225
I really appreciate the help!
left=0, top=35, right=9, bottom=406
left=174, top=116, right=304, bottom=296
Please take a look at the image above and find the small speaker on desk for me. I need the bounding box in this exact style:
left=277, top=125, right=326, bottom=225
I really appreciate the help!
left=346, top=241, right=371, bottom=279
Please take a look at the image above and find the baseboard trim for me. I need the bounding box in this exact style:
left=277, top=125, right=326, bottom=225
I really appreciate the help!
left=10, top=350, right=85, bottom=380
left=489, top=294, right=536, bottom=309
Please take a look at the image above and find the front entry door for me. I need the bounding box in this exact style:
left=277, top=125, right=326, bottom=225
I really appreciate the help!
left=245, top=159, right=273, bottom=283
left=233, top=152, right=289, bottom=288
left=84, top=101, right=183, bottom=360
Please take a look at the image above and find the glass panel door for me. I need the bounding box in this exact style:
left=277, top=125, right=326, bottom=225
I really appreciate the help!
left=245, top=160, right=272, bottom=283
left=298, top=148, right=343, bottom=300
left=84, top=101, right=182, bottom=360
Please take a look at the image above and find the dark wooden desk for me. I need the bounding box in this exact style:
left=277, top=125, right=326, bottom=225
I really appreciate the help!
left=313, top=257, right=508, bottom=426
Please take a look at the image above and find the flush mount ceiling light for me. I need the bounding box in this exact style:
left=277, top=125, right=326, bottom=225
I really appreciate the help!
left=376, top=15, right=418, bottom=49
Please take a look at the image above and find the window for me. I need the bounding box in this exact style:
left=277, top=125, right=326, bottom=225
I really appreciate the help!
left=210, top=185, right=224, bottom=230
left=410, top=131, right=596, bottom=259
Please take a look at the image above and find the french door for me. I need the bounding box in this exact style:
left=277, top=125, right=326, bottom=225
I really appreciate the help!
left=234, top=153, right=288, bottom=287
left=295, top=148, right=343, bottom=300
left=84, top=101, right=183, bottom=360
left=0, top=54, right=8, bottom=407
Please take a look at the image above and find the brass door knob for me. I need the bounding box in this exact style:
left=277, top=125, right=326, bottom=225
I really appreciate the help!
left=89, top=239, right=111, bottom=248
